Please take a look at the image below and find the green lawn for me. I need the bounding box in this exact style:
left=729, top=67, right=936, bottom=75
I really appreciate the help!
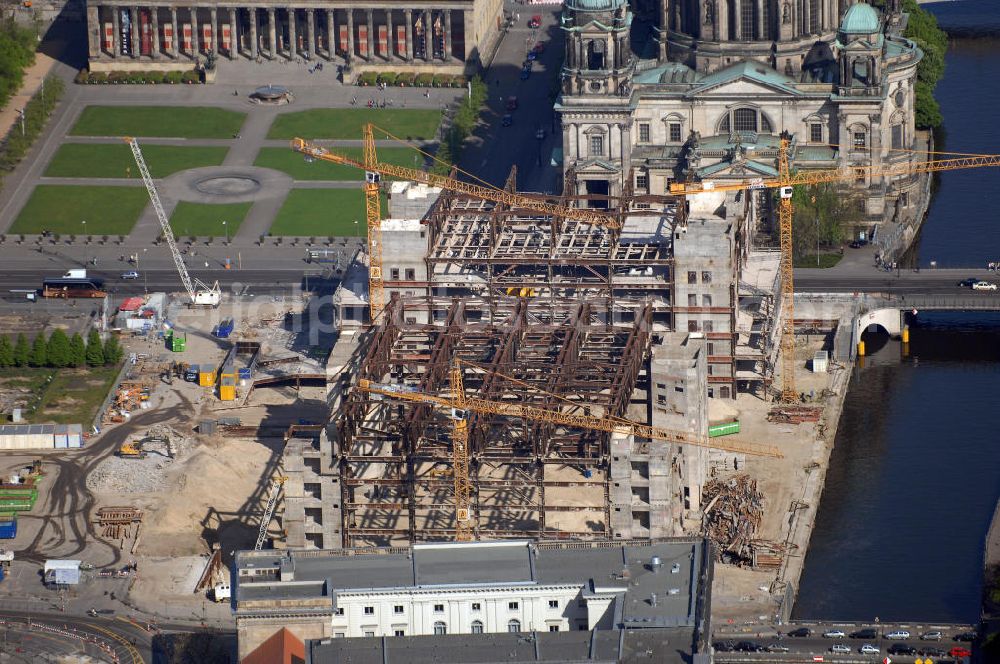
left=266, top=109, right=441, bottom=141
left=254, top=146, right=427, bottom=181
left=169, top=201, right=252, bottom=238
left=45, top=143, right=228, bottom=179
left=9, top=185, right=150, bottom=236
left=0, top=366, right=121, bottom=425
left=269, top=188, right=386, bottom=236
left=794, top=253, right=844, bottom=269
left=70, top=105, right=246, bottom=139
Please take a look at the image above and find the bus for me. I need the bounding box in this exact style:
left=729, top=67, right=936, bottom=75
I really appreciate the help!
left=41, top=277, right=107, bottom=299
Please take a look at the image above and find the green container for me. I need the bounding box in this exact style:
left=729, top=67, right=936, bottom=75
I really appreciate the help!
left=708, top=421, right=740, bottom=438
left=170, top=333, right=186, bottom=352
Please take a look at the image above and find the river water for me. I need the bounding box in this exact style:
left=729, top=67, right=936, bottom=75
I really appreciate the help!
left=794, top=1, right=1000, bottom=623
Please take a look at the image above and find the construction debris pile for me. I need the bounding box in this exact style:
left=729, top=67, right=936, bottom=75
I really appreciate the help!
left=95, top=506, right=143, bottom=540
left=86, top=426, right=194, bottom=494
left=702, top=474, right=764, bottom=566
left=767, top=405, right=822, bottom=424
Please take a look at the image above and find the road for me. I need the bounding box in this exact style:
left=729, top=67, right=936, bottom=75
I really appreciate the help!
left=0, top=609, right=151, bottom=663
left=713, top=622, right=976, bottom=663
left=795, top=268, right=1000, bottom=296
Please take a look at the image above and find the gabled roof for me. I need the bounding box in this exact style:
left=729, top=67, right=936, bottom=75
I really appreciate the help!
left=697, top=158, right=778, bottom=178
left=686, top=61, right=801, bottom=96
left=575, top=158, right=620, bottom=173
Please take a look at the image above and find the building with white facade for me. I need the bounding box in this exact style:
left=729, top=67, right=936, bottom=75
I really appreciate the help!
left=234, top=539, right=712, bottom=661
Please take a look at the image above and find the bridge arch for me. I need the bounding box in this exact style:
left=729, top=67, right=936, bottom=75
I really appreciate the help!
left=856, top=308, right=903, bottom=343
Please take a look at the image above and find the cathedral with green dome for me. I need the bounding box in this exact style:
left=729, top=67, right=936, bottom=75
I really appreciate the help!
left=557, top=0, right=923, bottom=233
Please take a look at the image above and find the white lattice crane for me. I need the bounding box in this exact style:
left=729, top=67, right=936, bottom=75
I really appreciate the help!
left=255, top=476, right=287, bottom=550
left=125, top=137, right=222, bottom=307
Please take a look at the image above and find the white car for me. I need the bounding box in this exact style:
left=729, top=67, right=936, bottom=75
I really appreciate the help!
left=860, top=644, right=881, bottom=654
left=972, top=280, right=997, bottom=291
left=885, top=630, right=910, bottom=640
left=823, top=630, right=847, bottom=638
left=830, top=644, right=851, bottom=654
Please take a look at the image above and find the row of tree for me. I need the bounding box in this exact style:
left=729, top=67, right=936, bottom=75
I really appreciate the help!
left=0, top=18, right=36, bottom=111
left=0, top=329, right=123, bottom=369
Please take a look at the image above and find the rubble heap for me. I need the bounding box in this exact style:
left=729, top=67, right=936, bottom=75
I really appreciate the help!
left=702, top=474, right=764, bottom=565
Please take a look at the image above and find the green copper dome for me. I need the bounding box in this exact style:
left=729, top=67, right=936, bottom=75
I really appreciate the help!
left=565, top=0, right=625, bottom=12
left=840, top=2, right=880, bottom=34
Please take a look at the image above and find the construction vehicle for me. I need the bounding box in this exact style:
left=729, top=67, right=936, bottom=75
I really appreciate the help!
left=358, top=359, right=782, bottom=541
left=125, top=137, right=222, bottom=308
left=117, top=441, right=146, bottom=459
left=668, top=139, right=1000, bottom=402
left=291, top=126, right=618, bottom=323
left=254, top=477, right=287, bottom=550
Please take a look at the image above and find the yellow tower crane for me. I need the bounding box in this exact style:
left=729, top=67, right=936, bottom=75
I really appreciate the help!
left=358, top=359, right=783, bottom=541
left=669, top=141, right=1000, bottom=402
left=291, top=127, right=618, bottom=324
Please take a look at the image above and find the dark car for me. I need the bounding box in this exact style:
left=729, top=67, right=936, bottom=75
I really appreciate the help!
left=735, top=641, right=764, bottom=652
left=527, top=50, right=538, bottom=61
left=958, top=278, right=979, bottom=288
left=920, top=647, right=947, bottom=657
left=850, top=628, right=879, bottom=639
left=888, top=644, right=917, bottom=656
left=788, top=627, right=812, bottom=637
left=532, top=42, right=546, bottom=54
left=953, top=632, right=976, bottom=642
left=501, top=114, right=513, bottom=127
left=713, top=641, right=736, bottom=652
left=520, top=68, right=531, bottom=80
left=849, top=239, right=868, bottom=248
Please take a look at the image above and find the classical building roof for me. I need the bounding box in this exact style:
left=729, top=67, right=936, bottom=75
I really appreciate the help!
left=564, top=0, right=625, bottom=11
left=687, top=61, right=801, bottom=95
left=840, top=2, right=881, bottom=34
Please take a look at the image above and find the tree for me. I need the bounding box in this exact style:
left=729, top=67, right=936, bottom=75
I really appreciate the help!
left=29, top=333, right=47, bottom=367
left=85, top=329, right=105, bottom=367
left=45, top=329, right=70, bottom=367
left=69, top=333, right=86, bottom=368
left=787, top=183, right=863, bottom=261
left=901, top=0, right=947, bottom=129
left=103, top=335, right=124, bottom=365
left=13, top=333, right=29, bottom=367
left=914, top=81, right=943, bottom=130
left=0, top=335, right=13, bottom=368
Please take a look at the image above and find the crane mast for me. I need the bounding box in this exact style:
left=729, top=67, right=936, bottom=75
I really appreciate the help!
left=125, top=137, right=221, bottom=307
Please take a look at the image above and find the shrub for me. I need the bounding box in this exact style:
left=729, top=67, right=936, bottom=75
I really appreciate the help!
left=146, top=71, right=166, bottom=84
left=165, top=70, right=183, bottom=84
left=89, top=71, right=108, bottom=84
left=450, top=75, right=467, bottom=88
left=377, top=72, right=397, bottom=86
left=108, top=71, right=127, bottom=84
left=74, top=69, right=89, bottom=84
left=396, top=72, right=415, bottom=87
left=432, top=74, right=449, bottom=87
left=415, top=73, right=434, bottom=87
left=180, top=70, right=200, bottom=84
left=127, top=72, right=145, bottom=84
left=357, top=71, right=378, bottom=86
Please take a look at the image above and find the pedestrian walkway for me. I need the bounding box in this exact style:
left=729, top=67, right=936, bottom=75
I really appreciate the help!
left=0, top=52, right=59, bottom=143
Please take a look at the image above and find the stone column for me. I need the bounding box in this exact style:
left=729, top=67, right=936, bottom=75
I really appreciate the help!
left=210, top=8, right=218, bottom=55
left=228, top=8, right=236, bottom=58
left=87, top=4, right=100, bottom=58
left=733, top=0, right=742, bottom=40
left=423, top=10, right=431, bottom=61
left=150, top=7, right=159, bottom=58
left=250, top=8, right=258, bottom=58
left=267, top=8, right=276, bottom=58
left=404, top=9, right=412, bottom=61
left=346, top=9, right=354, bottom=60
left=756, top=0, right=764, bottom=40
left=365, top=9, right=373, bottom=61
left=444, top=9, right=452, bottom=61
left=170, top=7, right=177, bottom=57
left=325, top=9, right=334, bottom=59
left=130, top=7, right=139, bottom=57
left=288, top=8, right=297, bottom=58
left=112, top=7, right=121, bottom=57
left=307, top=9, right=315, bottom=58
left=386, top=9, right=393, bottom=60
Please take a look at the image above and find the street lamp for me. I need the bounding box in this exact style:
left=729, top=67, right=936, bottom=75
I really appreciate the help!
left=222, top=220, right=228, bottom=244
left=353, top=219, right=359, bottom=237
left=815, top=215, right=819, bottom=267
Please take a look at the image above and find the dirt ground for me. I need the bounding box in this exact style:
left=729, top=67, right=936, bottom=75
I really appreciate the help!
left=709, top=335, right=850, bottom=625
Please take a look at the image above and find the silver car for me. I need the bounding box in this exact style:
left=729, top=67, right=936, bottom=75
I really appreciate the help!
left=885, top=630, right=910, bottom=640
left=860, top=644, right=880, bottom=654
left=830, top=644, right=851, bottom=654
left=920, top=631, right=943, bottom=641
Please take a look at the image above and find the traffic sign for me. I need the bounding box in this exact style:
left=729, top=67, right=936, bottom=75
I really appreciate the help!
left=882, top=657, right=892, bottom=664
left=812, top=658, right=824, bottom=663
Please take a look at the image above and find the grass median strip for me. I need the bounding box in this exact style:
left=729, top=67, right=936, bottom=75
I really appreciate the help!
left=45, top=144, right=228, bottom=179
left=70, top=105, right=246, bottom=139
left=9, top=185, right=149, bottom=236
